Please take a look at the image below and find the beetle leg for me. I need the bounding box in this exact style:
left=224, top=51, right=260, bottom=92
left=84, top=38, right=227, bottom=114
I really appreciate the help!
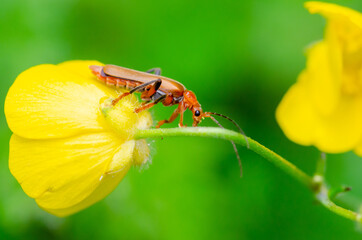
left=134, top=94, right=165, bottom=113
left=156, top=102, right=186, bottom=128
left=156, top=108, right=179, bottom=128
left=112, top=79, right=162, bottom=106
left=140, top=79, right=162, bottom=100
left=111, top=92, right=131, bottom=105
left=130, top=78, right=162, bottom=94
left=146, top=68, right=161, bottom=75
left=134, top=102, right=157, bottom=113
left=178, top=102, right=186, bottom=127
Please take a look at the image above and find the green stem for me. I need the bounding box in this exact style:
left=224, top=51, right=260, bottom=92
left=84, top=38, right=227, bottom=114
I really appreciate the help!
left=317, top=186, right=360, bottom=222
left=328, top=185, right=352, bottom=200
left=315, top=152, right=326, bottom=179
left=312, top=152, right=326, bottom=192
left=321, top=200, right=360, bottom=222
left=135, top=127, right=362, bottom=223
left=136, top=127, right=313, bottom=188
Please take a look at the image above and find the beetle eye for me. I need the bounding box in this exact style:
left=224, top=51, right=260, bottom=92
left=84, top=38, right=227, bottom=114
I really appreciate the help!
left=195, top=110, right=200, bottom=117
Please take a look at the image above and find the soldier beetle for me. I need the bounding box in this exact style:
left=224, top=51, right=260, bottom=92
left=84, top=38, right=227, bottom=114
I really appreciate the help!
left=89, top=64, right=249, bottom=175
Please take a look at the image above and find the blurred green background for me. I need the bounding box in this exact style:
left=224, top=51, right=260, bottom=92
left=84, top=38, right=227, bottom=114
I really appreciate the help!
left=1, top=0, right=362, bottom=239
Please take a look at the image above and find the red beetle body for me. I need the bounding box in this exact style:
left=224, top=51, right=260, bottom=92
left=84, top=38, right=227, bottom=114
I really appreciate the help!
left=90, top=64, right=205, bottom=127
left=90, top=64, right=248, bottom=176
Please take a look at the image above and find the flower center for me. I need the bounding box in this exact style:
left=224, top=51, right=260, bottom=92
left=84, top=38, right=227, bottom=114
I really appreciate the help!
left=100, top=96, right=140, bottom=140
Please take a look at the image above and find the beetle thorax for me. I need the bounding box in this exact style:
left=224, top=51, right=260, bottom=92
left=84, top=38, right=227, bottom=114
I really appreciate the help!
left=183, top=90, right=200, bottom=109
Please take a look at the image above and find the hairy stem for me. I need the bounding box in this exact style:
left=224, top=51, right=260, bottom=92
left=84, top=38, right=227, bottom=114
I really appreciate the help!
left=135, top=127, right=362, bottom=223
left=136, top=127, right=313, bottom=188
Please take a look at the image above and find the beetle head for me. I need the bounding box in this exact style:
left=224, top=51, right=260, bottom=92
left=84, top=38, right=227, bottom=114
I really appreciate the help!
left=183, top=90, right=206, bottom=126
left=191, top=106, right=204, bottom=126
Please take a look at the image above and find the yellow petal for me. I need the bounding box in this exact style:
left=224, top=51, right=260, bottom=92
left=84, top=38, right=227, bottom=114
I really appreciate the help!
left=106, top=140, right=135, bottom=174
left=58, top=60, right=104, bottom=80
left=313, top=95, right=362, bottom=153
left=276, top=71, right=362, bottom=153
left=305, top=2, right=362, bottom=29
left=305, top=41, right=342, bottom=115
left=42, top=171, right=128, bottom=217
left=5, top=60, right=118, bottom=139
left=9, top=131, right=133, bottom=210
left=306, top=2, right=362, bottom=64
left=355, top=138, right=362, bottom=156
left=276, top=71, right=317, bottom=146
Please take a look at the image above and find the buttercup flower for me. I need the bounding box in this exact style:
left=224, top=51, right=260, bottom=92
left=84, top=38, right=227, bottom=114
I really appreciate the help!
left=5, top=60, right=152, bottom=217
left=276, top=2, right=362, bottom=155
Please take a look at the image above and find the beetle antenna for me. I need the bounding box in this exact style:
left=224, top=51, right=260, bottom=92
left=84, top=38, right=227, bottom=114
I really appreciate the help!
left=209, top=116, right=243, bottom=177
left=206, top=112, right=249, bottom=149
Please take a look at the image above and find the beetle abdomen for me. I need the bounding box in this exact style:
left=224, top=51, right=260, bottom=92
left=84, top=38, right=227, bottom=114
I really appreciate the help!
left=90, top=65, right=141, bottom=90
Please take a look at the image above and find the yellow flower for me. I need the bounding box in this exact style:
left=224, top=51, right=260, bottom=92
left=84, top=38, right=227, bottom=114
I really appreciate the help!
left=5, top=60, right=153, bottom=217
left=276, top=2, right=362, bottom=155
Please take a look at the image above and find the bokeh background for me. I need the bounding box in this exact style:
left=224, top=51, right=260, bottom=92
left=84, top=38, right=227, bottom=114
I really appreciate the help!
left=1, top=0, right=362, bottom=239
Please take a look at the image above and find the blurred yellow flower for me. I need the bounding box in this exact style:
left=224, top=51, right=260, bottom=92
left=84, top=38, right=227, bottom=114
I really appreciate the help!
left=5, top=60, right=152, bottom=217
left=276, top=2, right=362, bottom=155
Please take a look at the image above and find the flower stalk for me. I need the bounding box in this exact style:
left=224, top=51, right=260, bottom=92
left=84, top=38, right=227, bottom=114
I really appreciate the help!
left=135, top=127, right=362, bottom=224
